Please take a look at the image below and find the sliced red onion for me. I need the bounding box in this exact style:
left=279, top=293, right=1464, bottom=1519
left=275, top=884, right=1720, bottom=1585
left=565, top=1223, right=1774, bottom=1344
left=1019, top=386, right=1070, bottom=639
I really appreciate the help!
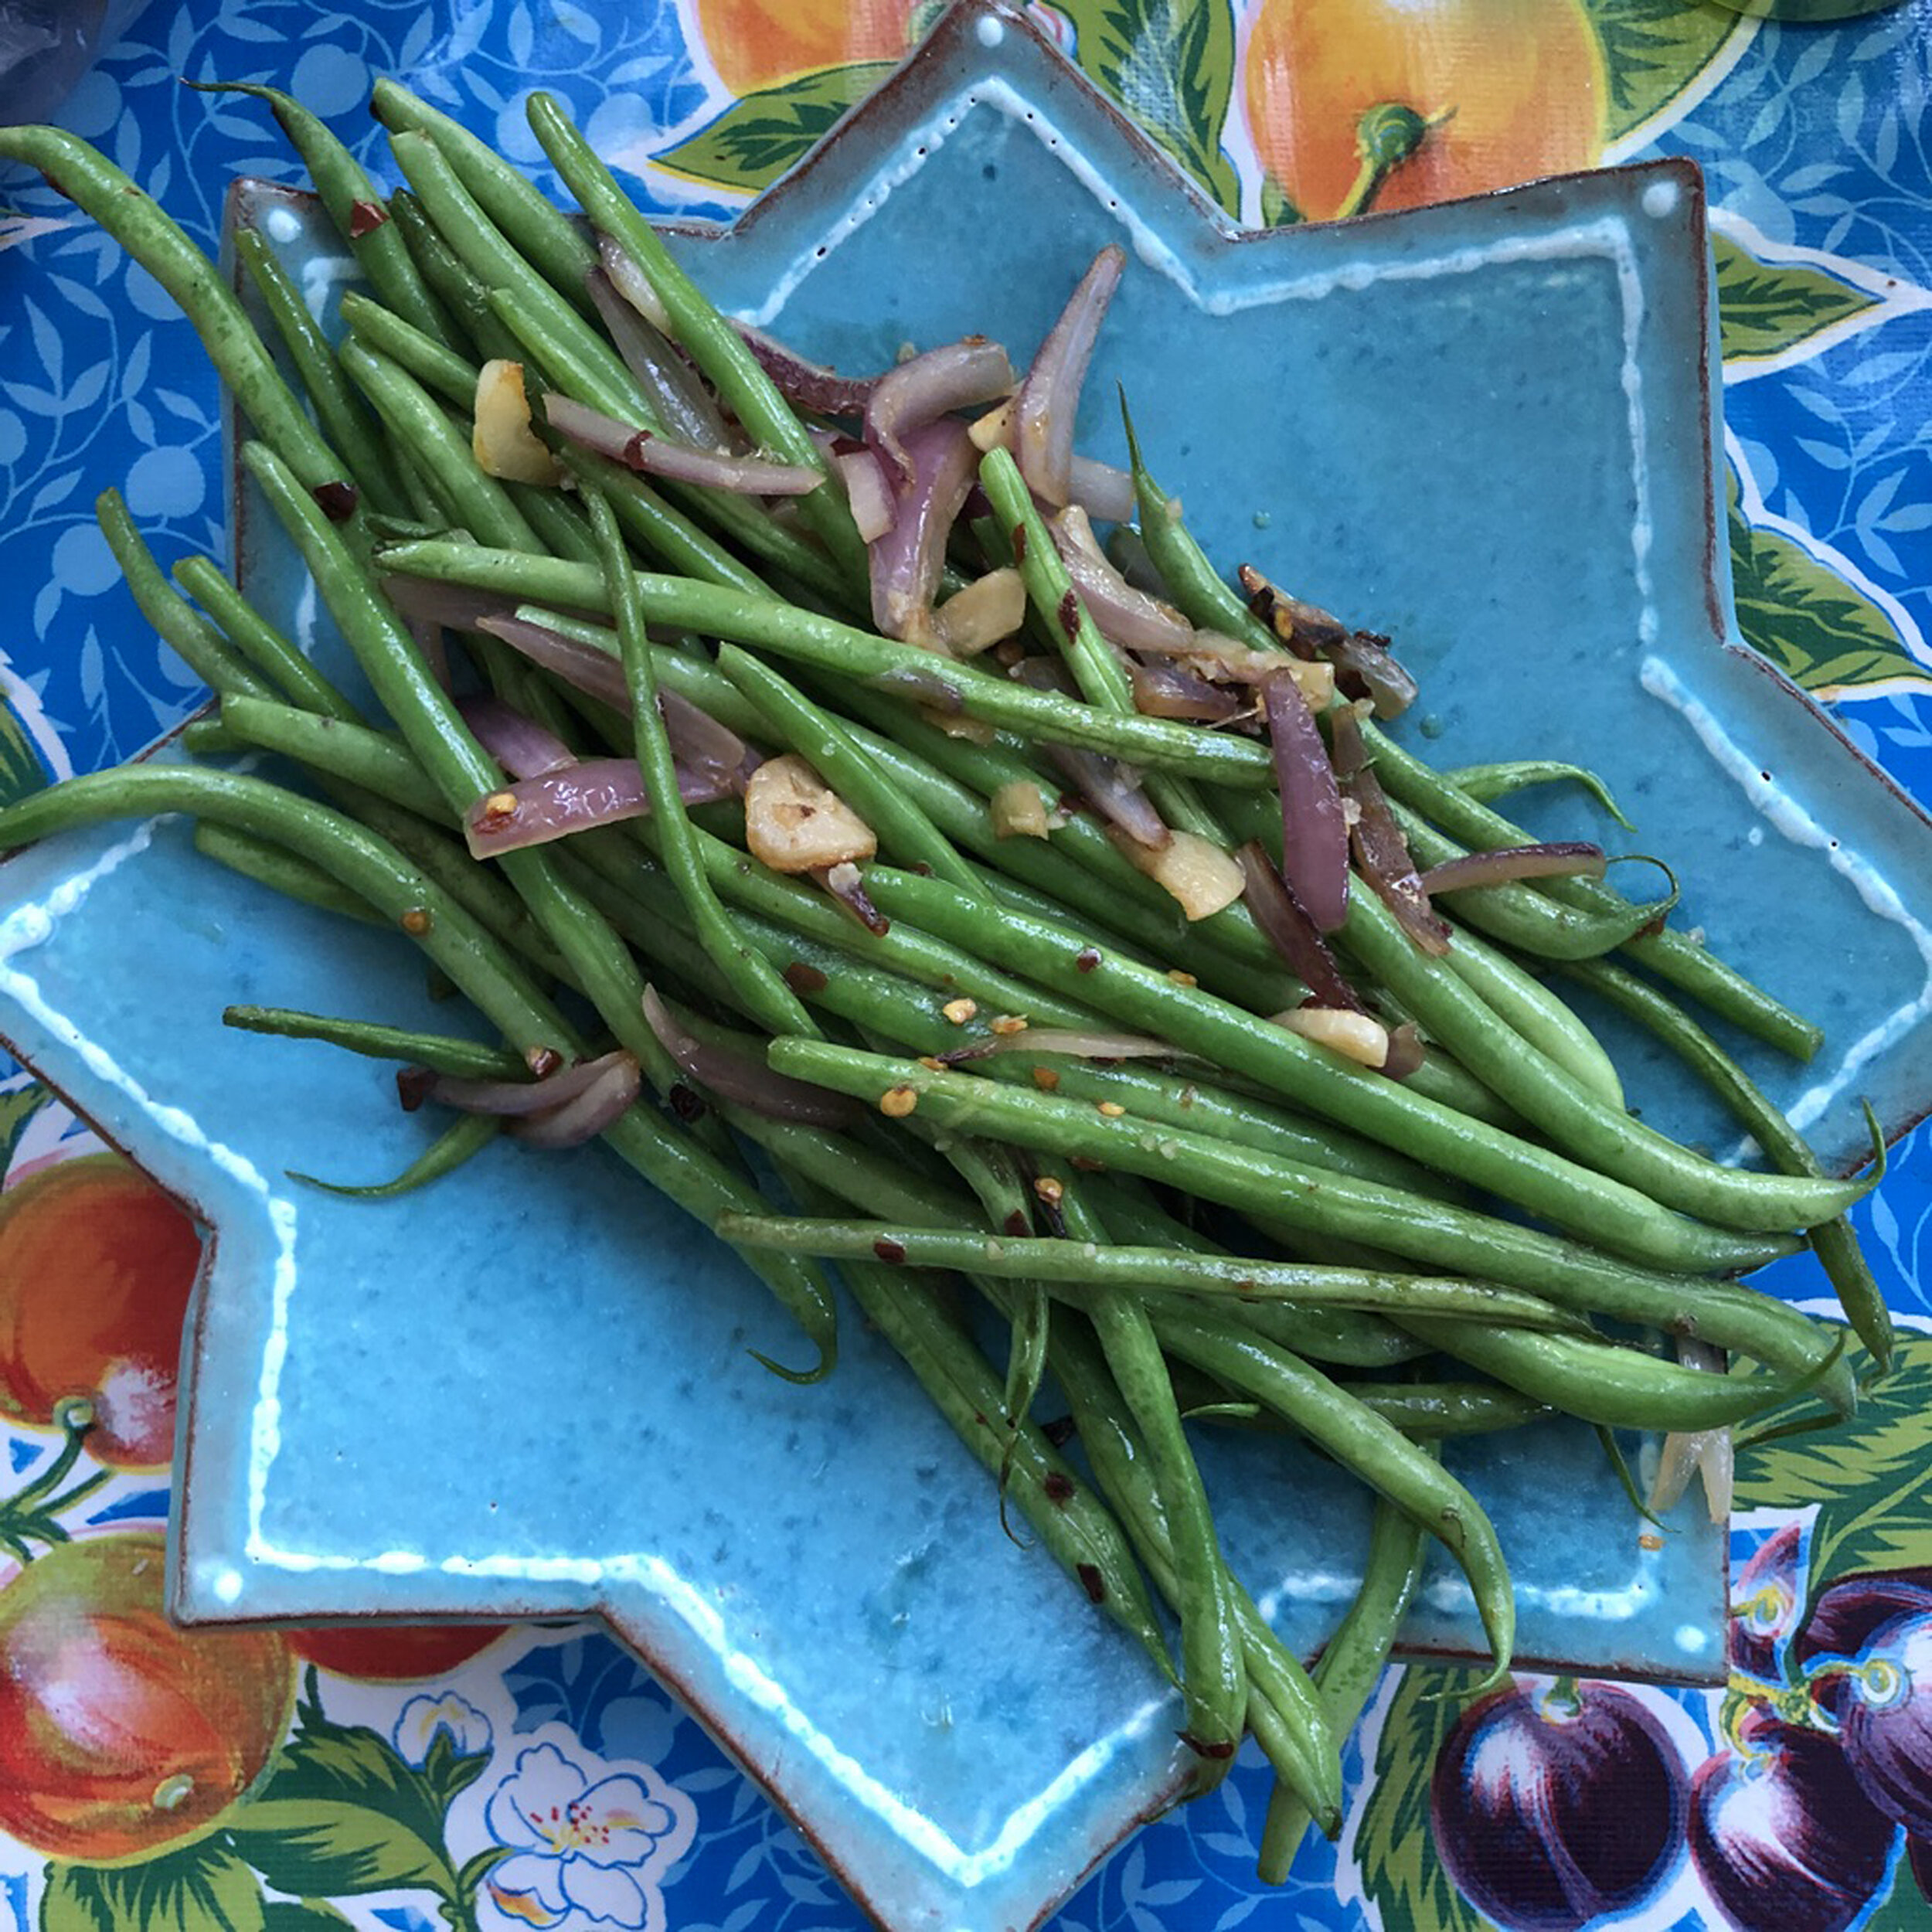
left=658, top=687, right=755, bottom=793
left=835, top=446, right=896, bottom=543
left=1328, top=700, right=1369, bottom=778
left=1235, top=842, right=1362, bottom=1012
left=406, top=617, right=451, bottom=693
left=1048, top=506, right=1195, bottom=655
left=1347, top=764, right=1452, bottom=956
left=543, top=394, right=822, bottom=495
left=1009, top=656, right=1168, bottom=849
left=733, top=319, right=877, bottom=417
left=869, top=418, right=979, bottom=640
left=382, top=576, right=520, bottom=635
left=1067, top=455, right=1136, bottom=526
left=400, top=1051, right=632, bottom=1120
left=945, top=1027, right=1182, bottom=1065
left=475, top=613, right=629, bottom=711
left=867, top=337, right=1015, bottom=481
left=585, top=267, right=732, bottom=452
left=1015, top=245, right=1125, bottom=508
left=1264, top=671, right=1350, bottom=934
left=1420, top=842, right=1608, bottom=894
left=1382, top=1019, right=1426, bottom=1081
left=456, top=695, right=577, bottom=780
left=463, top=758, right=733, bottom=858
left=1128, top=658, right=1242, bottom=723
left=509, top=1053, right=643, bottom=1148
left=1648, top=1341, right=1733, bottom=1521
left=642, top=986, right=860, bottom=1128
left=598, top=231, right=673, bottom=332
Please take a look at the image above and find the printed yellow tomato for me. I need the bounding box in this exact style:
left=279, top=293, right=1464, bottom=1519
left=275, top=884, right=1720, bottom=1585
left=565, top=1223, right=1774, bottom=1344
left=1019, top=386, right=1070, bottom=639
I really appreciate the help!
left=1242, top=0, right=1607, bottom=221
left=0, top=1154, right=203, bottom=1468
left=0, top=1532, right=294, bottom=1862
left=689, top=0, right=917, bottom=94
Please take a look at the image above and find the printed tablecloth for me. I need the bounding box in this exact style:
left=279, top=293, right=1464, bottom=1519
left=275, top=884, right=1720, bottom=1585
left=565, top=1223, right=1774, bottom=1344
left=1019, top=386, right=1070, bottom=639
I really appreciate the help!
left=3, top=2, right=1932, bottom=1928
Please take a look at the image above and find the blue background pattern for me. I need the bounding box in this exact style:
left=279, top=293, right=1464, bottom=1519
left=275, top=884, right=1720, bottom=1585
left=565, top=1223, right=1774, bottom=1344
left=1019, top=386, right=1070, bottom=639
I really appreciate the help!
left=4, top=2, right=1932, bottom=1928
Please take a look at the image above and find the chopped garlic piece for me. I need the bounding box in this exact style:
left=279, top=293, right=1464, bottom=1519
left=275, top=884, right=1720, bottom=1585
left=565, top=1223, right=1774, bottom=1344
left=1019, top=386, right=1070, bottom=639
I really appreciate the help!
left=1108, top=827, right=1246, bottom=922
left=743, top=755, right=877, bottom=873
left=992, top=780, right=1051, bottom=840
left=472, top=359, right=560, bottom=485
left=1272, top=1007, right=1390, bottom=1069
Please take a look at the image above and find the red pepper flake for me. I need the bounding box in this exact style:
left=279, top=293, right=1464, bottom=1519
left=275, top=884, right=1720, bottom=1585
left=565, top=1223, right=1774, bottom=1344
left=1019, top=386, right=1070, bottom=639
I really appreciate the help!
left=312, top=479, right=359, bottom=522
left=668, top=1083, right=707, bottom=1123
left=349, top=198, right=389, bottom=238
left=396, top=1066, right=432, bottom=1112
left=1011, top=523, right=1029, bottom=563
left=1075, top=947, right=1102, bottom=974
left=872, top=1238, right=907, bottom=1264
left=1003, top=1209, right=1031, bottom=1237
left=1076, top=1563, right=1106, bottom=1604
left=1043, top=1415, right=1077, bottom=1447
left=400, top=906, right=432, bottom=937
left=1031, top=1066, right=1060, bottom=1092
left=784, top=961, right=828, bottom=995
left=1179, top=1730, right=1238, bottom=1761
left=1069, top=1155, right=1107, bottom=1172
left=1043, top=1470, right=1075, bottom=1507
left=1056, top=588, right=1082, bottom=641
left=526, top=1046, right=563, bottom=1079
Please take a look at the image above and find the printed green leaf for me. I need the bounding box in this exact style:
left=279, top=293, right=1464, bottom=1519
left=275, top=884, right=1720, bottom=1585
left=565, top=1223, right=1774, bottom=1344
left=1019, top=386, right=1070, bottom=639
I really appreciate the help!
left=1352, top=1665, right=1493, bottom=1932
left=657, top=63, right=896, bottom=196
left=1728, top=484, right=1929, bottom=696
left=0, top=1080, right=52, bottom=1176
left=1736, top=1338, right=1932, bottom=1594
left=42, top=1841, right=268, bottom=1932
left=260, top=1906, right=353, bottom=1932
left=0, top=700, right=49, bottom=811
left=224, top=1698, right=459, bottom=1903
left=1582, top=0, right=1750, bottom=147
left=1044, top=0, right=1241, bottom=213
left=1716, top=232, right=1882, bottom=366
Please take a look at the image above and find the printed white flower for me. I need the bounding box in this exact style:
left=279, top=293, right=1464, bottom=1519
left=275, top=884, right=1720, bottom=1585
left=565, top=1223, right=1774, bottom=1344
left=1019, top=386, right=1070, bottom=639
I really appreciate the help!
left=481, top=1739, right=696, bottom=1932
left=394, top=1692, right=494, bottom=1767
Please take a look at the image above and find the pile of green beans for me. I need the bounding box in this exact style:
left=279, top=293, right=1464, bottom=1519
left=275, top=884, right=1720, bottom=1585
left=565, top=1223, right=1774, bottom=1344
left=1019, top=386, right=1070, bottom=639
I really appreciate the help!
left=0, top=87, right=1886, bottom=1874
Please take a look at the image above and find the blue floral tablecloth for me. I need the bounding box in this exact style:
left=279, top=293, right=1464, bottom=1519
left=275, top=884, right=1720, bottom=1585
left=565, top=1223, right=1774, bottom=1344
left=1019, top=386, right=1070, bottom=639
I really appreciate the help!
left=4, top=2, right=1932, bottom=1929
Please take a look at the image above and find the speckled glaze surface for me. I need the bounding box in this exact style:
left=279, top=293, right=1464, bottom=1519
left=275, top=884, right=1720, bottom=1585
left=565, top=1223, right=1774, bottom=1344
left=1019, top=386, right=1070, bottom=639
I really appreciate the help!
left=3, top=5, right=1932, bottom=1930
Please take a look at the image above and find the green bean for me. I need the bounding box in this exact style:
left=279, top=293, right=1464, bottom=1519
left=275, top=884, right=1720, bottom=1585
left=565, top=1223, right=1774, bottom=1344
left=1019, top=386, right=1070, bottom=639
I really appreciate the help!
left=1396, top=1315, right=1825, bottom=1432
left=1359, top=718, right=1825, bottom=1060
left=715, top=645, right=987, bottom=898
left=1047, top=1318, right=1344, bottom=1834
left=375, top=543, right=1281, bottom=782
left=1563, top=956, right=1892, bottom=1371
left=1335, top=1384, right=1549, bottom=1437
left=1153, top=1306, right=1515, bottom=1683
left=1443, top=760, right=1636, bottom=832
left=194, top=821, right=383, bottom=924
left=97, top=492, right=278, bottom=703
left=216, top=696, right=444, bottom=819
left=174, top=556, right=360, bottom=722
left=338, top=341, right=544, bottom=555
left=764, top=1037, right=1847, bottom=1398
left=1340, top=884, right=1866, bottom=1234
left=1257, top=1490, right=1427, bottom=1881
left=715, top=1216, right=1591, bottom=1333
left=189, top=82, right=455, bottom=344
left=0, top=126, right=346, bottom=494
left=371, top=77, right=598, bottom=314
left=856, top=869, right=1795, bottom=1275
left=291, top=1112, right=501, bottom=1199
left=388, top=190, right=527, bottom=368
left=525, top=90, right=869, bottom=588
left=590, top=491, right=813, bottom=1038
left=234, top=226, right=406, bottom=519
left=341, top=290, right=478, bottom=408
left=223, top=1004, right=529, bottom=1080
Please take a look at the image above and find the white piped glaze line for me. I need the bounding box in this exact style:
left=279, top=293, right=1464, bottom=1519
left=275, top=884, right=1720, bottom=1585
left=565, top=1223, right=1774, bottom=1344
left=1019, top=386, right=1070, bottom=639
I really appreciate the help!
left=1641, top=655, right=1932, bottom=1134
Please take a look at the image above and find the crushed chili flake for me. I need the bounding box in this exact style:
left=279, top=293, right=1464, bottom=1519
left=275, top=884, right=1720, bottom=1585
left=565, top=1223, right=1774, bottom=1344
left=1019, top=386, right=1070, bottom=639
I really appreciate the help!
left=872, top=1238, right=907, bottom=1264
left=879, top=1085, right=920, bottom=1117
left=1075, top=947, right=1102, bottom=973
left=1032, top=1066, right=1060, bottom=1092
left=942, top=997, right=978, bottom=1025
left=1076, top=1563, right=1106, bottom=1604
left=784, top=961, right=828, bottom=995
left=348, top=198, right=389, bottom=237
left=1043, top=1471, right=1076, bottom=1506
left=311, top=478, right=359, bottom=521
left=990, top=1014, right=1029, bottom=1036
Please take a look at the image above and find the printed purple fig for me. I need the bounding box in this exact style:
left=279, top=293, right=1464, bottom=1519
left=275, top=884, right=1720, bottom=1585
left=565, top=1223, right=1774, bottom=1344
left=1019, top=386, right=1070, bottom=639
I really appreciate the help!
left=1430, top=1678, right=1688, bottom=1931
left=1731, top=1523, right=1804, bottom=1684
left=1689, top=1710, right=1896, bottom=1932
left=1794, top=1570, right=1932, bottom=1721
left=1834, top=1608, right=1932, bottom=1838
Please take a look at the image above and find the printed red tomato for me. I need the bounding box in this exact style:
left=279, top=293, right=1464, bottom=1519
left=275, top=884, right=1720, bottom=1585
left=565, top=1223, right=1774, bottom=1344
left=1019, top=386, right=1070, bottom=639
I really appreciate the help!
left=0, top=1532, right=293, bottom=1862
left=0, top=1154, right=203, bottom=1468
left=287, top=1621, right=509, bottom=1680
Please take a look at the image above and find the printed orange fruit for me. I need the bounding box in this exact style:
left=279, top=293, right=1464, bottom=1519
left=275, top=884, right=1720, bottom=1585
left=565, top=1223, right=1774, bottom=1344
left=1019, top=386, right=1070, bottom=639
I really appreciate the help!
left=1242, top=0, right=1608, bottom=222
left=689, top=0, right=918, bottom=96
left=0, top=1532, right=294, bottom=1862
left=0, top=1154, right=203, bottom=1468
left=288, top=1621, right=510, bottom=1680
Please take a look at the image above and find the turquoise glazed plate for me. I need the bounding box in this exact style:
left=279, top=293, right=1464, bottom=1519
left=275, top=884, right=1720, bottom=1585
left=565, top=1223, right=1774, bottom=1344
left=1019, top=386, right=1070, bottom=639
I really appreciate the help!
left=4, top=4, right=1932, bottom=1928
